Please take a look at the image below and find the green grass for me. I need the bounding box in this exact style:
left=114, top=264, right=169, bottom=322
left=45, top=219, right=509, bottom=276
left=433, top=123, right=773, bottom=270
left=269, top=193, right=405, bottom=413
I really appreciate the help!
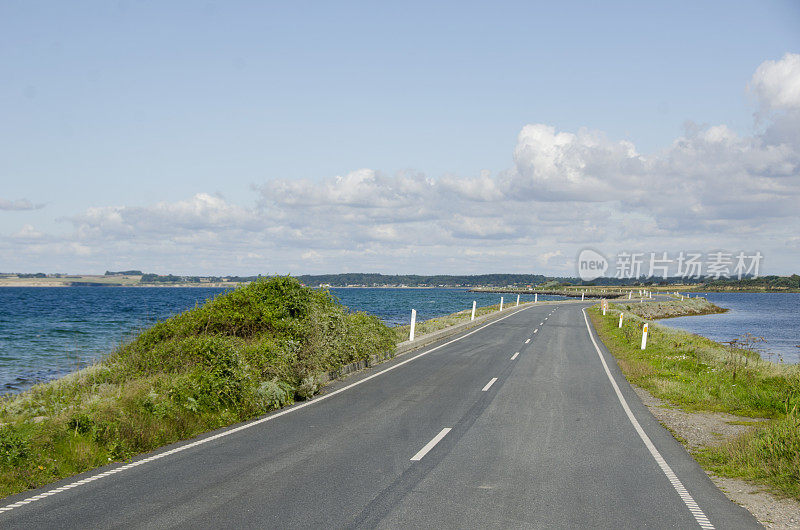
left=0, top=277, right=395, bottom=498
left=588, top=305, right=800, bottom=499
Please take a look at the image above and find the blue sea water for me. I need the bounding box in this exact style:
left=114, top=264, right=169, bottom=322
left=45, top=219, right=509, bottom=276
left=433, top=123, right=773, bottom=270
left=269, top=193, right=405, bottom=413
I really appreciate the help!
left=665, top=293, right=800, bottom=364
left=2, top=288, right=796, bottom=394
left=0, top=287, right=551, bottom=393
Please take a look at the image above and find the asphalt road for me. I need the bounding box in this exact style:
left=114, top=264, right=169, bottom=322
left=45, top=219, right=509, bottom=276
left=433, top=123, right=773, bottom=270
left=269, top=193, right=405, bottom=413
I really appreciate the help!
left=0, top=302, right=760, bottom=528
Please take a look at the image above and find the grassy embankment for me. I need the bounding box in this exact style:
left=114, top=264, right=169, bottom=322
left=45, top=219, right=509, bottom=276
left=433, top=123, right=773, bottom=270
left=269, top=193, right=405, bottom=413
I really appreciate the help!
left=0, top=277, right=395, bottom=498
left=614, top=297, right=728, bottom=320
left=588, top=301, right=800, bottom=499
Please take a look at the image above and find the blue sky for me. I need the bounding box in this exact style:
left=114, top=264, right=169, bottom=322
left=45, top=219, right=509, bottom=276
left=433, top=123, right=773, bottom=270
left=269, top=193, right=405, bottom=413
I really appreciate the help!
left=1, top=1, right=799, bottom=275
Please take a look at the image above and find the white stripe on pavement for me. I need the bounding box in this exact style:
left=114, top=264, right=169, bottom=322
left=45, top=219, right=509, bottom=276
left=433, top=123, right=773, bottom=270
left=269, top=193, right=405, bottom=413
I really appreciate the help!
left=410, top=428, right=452, bottom=461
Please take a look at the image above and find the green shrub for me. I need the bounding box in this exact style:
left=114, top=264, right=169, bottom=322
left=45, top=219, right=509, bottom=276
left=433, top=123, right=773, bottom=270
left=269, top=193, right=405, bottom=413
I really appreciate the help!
left=255, top=379, right=295, bottom=410
left=67, top=414, right=95, bottom=436
left=0, top=425, right=29, bottom=466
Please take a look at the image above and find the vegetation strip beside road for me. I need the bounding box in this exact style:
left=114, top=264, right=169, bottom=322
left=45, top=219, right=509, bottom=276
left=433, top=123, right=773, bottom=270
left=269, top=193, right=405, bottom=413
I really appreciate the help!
left=588, top=304, right=800, bottom=500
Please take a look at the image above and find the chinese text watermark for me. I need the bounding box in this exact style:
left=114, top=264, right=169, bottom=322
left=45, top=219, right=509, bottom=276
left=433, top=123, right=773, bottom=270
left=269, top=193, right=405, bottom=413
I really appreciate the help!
left=577, top=249, right=763, bottom=282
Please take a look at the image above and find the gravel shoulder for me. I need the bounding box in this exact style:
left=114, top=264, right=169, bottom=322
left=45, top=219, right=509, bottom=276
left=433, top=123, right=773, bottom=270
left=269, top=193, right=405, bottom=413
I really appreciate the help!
left=632, top=385, right=800, bottom=529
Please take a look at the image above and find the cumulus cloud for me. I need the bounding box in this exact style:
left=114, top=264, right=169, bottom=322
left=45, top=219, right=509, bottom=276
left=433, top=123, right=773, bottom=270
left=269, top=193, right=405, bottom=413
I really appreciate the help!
left=13, top=224, right=44, bottom=239
left=750, top=52, right=800, bottom=112
left=4, top=54, right=799, bottom=275
left=0, top=198, right=44, bottom=211
left=508, top=124, right=644, bottom=202
left=69, top=193, right=261, bottom=240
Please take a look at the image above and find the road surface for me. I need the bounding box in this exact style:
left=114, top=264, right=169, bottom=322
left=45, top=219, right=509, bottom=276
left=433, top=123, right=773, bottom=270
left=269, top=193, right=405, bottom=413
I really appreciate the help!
left=0, top=302, right=759, bottom=528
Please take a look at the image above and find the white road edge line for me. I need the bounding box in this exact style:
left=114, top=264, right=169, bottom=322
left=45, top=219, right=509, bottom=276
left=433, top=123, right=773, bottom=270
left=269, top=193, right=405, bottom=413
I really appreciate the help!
left=410, top=428, right=452, bottom=461
left=581, top=309, right=714, bottom=530
left=510, top=352, right=519, bottom=360
left=0, top=304, right=535, bottom=515
left=481, top=377, right=498, bottom=392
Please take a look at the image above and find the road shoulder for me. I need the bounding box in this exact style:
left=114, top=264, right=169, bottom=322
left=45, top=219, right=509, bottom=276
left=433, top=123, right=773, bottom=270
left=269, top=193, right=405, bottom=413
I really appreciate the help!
left=632, top=385, right=800, bottom=529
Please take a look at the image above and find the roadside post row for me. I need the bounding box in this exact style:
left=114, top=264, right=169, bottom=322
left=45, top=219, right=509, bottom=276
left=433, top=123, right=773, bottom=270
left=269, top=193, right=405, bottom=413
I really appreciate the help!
left=412, top=293, right=553, bottom=341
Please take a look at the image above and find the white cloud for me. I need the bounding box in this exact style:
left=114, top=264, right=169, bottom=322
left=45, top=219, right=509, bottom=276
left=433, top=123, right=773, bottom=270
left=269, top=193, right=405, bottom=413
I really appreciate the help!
left=13, top=224, right=44, bottom=239
left=750, top=52, right=800, bottom=112
left=0, top=198, right=44, bottom=211
left=69, top=193, right=262, bottom=240
left=508, top=124, right=644, bottom=202
left=3, top=54, right=799, bottom=275
left=538, top=250, right=564, bottom=267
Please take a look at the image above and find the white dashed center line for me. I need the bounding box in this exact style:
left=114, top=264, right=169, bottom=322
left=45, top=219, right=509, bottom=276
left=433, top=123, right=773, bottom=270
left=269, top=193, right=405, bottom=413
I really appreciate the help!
left=482, top=378, right=498, bottom=392
left=511, top=352, right=519, bottom=360
left=524, top=338, right=530, bottom=344
left=410, top=428, right=452, bottom=461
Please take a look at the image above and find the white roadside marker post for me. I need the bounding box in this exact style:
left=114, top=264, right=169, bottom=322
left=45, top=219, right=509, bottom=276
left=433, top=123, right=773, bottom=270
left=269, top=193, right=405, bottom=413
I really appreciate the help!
left=471, top=300, right=476, bottom=321
left=628, top=291, right=632, bottom=299
left=602, top=299, right=607, bottom=316
left=535, top=293, right=538, bottom=303
left=500, top=297, right=504, bottom=311
left=581, top=292, right=585, bottom=301
left=516, top=294, right=520, bottom=306
left=619, top=313, right=624, bottom=328
left=641, top=323, right=649, bottom=350
left=410, top=309, right=417, bottom=341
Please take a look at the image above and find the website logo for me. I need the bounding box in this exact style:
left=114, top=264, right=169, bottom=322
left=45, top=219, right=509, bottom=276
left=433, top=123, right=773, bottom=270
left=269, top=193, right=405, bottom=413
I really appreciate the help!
left=577, top=249, right=609, bottom=281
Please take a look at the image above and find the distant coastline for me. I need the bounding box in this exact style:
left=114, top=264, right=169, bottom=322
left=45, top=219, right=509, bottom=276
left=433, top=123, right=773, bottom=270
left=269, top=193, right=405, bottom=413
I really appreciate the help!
left=1, top=272, right=798, bottom=292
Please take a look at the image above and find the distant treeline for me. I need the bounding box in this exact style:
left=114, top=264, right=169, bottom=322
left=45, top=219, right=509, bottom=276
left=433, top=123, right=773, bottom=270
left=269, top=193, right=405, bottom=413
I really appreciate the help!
left=296, top=273, right=548, bottom=287
left=701, top=274, right=800, bottom=290
left=105, top=270, right=143, bottom=276
left=139, top=274, right=264, bottom=284
left=133, top=272, right=799, bottom=290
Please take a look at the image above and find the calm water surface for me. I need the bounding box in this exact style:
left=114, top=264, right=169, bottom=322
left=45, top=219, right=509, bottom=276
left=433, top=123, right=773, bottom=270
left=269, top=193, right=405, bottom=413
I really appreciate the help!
left=0, top=287, right=552, bottom=393
left=666, top=293, right=799, bottom=364
left=5, top=288, right=793, bottom=394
